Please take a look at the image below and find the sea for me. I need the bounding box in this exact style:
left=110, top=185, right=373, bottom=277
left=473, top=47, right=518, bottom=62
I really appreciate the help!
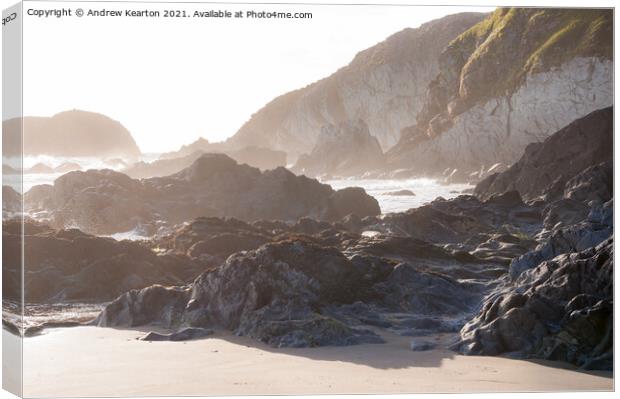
left=7, top=156, right=473, bottom=238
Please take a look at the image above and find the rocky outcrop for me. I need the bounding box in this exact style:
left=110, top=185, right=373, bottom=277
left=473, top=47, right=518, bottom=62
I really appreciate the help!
left=96, top=233, right=504, bottom=347
left=2, top=220, right=204, bottom=303
left=2, top=110, right=141, bottom=159
left=388, top=9, right=612, bottom=178
left=123, top=151, right=205, bottom=179
left=24, top=162, right=82, bottom=175
left=455, top=238, right=612, bottom=370
left=226, top=146, right=287, bottom=171
left=292, top=119, right=384, bottom=178
left=2, top=186, right=21, bottom=218
left=153, top=217, right=274, bottom=261
left=378, top=191, right=543, bottom=246
left=474, top=107, right=612, bottom=201
left=226, top=13, right=486, bottom=159
left=26, top=153, right=380, bottom=235
left=136, top=138, right=287, bottom=178
left=159, top=137, right=212, bottom=159
left=96, top=239, right=390, bottom=347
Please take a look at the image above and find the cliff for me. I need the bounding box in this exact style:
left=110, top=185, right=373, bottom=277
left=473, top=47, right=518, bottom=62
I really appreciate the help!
left=388, top=8, right=613, bottom=179
left=225, top=13, right=486, bottom=160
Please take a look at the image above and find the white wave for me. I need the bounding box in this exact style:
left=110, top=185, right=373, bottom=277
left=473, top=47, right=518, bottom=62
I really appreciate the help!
left=323, top=178, right=473, bottom=214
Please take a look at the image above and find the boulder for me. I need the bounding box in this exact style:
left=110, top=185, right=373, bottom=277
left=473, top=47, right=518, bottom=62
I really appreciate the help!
left=26, top=154, right=380, bottom=235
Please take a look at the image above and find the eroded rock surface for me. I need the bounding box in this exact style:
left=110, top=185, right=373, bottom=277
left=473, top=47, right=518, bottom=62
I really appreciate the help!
left=2, top=220, right=204, bottom=303
left=455, top=239, right=612, bottom=370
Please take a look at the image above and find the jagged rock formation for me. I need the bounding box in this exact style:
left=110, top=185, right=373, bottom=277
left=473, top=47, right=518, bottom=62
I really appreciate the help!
left=2, top=110, right=141, bottom=159
left=226, top=13, right=486, bottom=159
left=26, top=153, right=380, bottom=235
left=143, top=137, right=287, bottom=177
left=123, top=151, right=205, bottom=179
left=96, top=233, right=501, bottom=347
left=292, top=119, right=384, bottom=178
left=94, top=191, right=544, bottom=348
left=474, top=107, right=612, bottom=201
left=455, top=238, right=612, bottom=370
left=160, top=137, right=213, bottom=159
left=388, top=8, right=612, bottom=179
left=2, top=220, right=204, bottom=303
left=449, top=102, right=614, bottom=369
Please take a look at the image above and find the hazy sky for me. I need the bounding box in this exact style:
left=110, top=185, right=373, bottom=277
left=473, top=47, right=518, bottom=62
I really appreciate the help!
left=23, top=2, right=494, bottom=153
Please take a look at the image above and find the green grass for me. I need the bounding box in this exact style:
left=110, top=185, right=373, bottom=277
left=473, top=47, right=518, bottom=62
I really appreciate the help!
left=446, top=8, right=612, bottom=104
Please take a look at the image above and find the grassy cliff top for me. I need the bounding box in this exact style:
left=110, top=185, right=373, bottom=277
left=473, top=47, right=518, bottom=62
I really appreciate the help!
left=452, top=8, right=612, bottom=101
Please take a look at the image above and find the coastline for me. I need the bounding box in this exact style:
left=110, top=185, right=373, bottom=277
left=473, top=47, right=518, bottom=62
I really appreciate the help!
left=21, top=326, right=613, bottom=397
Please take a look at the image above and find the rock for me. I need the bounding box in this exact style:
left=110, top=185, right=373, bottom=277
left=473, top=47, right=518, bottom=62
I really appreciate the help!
left=26, top=163, right=55, bottom=174
left=509, top=200, right=612, bottom=280
left=154, top=217, right=273, bottom=260
left=2, top=220, right=203, bottom=303
left=324, top=187, right=380, bottom=222
left=473, top=107, right=613, bottom=201
left=410, top=340, right=436, bottom=351
left=139, top=327, right=214, bottom=341
left=53, top=162, right=83, bottom=173
left=377, top=193, right=542, bottom=245
left=384, top=190, right=415, bottom=196
left=97, top=239, right=390, bottom=346
left=226, top=13, right=486, bottom=159
left=455, top=238, right=613, bottom=370
left=123, top=151, right=205, bottom=179
left=563, top=161, right=613, bottom=205
left=226, top=146, right=287, bottom=171
left=26, top=153, right=380, bottom=235
left=3, top=110, right=141, bottom=159
left=159, top=137, right=212, bottom=159
left=125, top=146, right=288, bottom=179
left=388, top=10, right=612, bottom=178
left=292, top=119, right=384, bottom=178
left=2, top=185, right=21, bottom=217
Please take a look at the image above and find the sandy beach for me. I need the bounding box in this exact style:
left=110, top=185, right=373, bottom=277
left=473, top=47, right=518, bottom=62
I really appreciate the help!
left=19, top=326, right=612, bottom=397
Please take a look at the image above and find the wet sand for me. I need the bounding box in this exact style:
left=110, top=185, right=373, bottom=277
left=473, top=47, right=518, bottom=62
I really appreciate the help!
left=17, top=326, right=613, bottom=397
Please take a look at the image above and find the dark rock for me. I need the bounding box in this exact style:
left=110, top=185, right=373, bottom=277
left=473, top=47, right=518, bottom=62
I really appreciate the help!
left=455, top=238, right=613, bottom=370
left=2, top=220, right=203, bottom=303
left=384, top=189, right=416, bottom=196
left=410, top=340, right=437, bottom=351
left=474, top=107, right=613, bottom=201
left=2, top=185, right=21, bottom=217
left=563, top=161, right=613, bottom=205
left=96, top=239, right=394, bottom=346
left=139, top=327, right=214, bottom=341
left=26, top=154, right=380, bottom=235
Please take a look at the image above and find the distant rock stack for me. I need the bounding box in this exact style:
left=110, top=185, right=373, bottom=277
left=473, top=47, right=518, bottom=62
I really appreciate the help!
left=2, top=109, right=142, bottom=159
left=292, top=119, right=384, bottom=178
